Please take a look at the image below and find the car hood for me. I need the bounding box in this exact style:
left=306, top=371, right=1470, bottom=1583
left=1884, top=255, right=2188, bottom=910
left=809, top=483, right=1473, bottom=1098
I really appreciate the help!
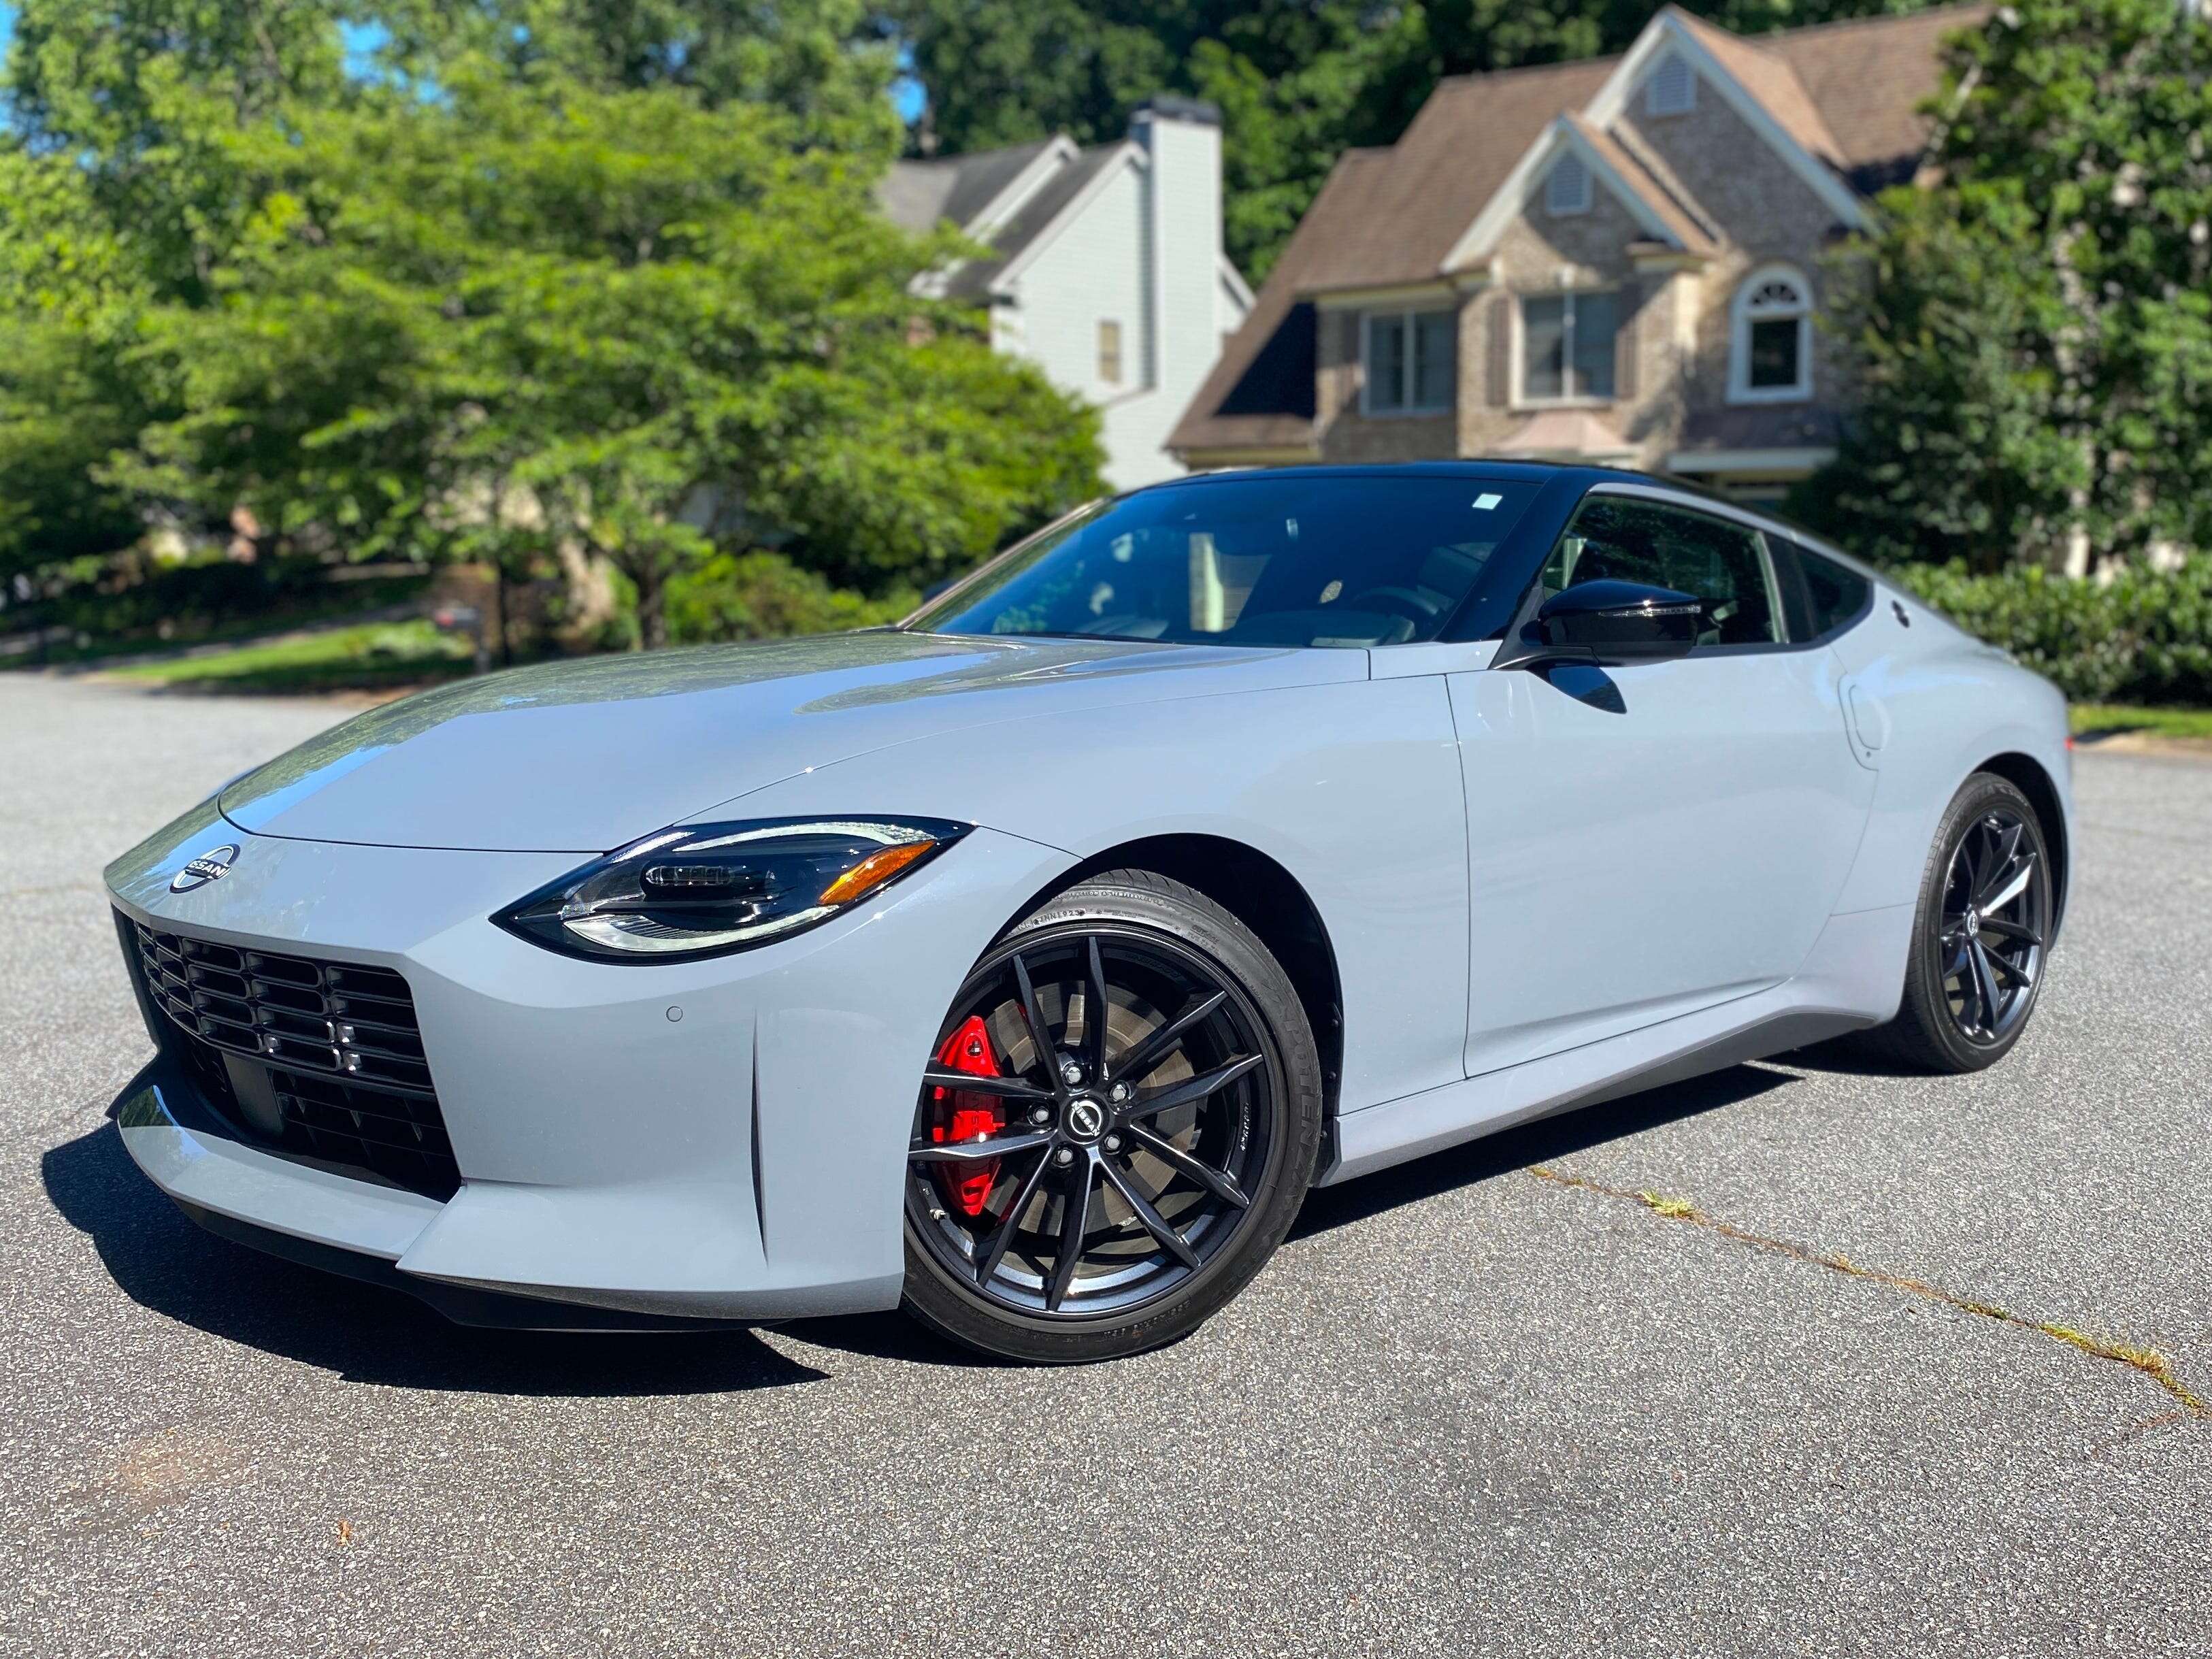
left=216, top=630, right=1366, bottom=852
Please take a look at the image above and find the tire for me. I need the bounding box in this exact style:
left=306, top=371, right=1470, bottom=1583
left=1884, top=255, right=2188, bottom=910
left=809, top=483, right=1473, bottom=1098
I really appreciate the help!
left=1866, top=772, right=2055, bottom=1073
left=901, top=869, right=1323, bottom=1364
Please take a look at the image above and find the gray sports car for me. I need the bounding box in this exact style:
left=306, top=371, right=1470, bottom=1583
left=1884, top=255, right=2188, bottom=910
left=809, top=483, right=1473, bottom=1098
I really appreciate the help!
left=104, top=462, right=2071, bottom=1362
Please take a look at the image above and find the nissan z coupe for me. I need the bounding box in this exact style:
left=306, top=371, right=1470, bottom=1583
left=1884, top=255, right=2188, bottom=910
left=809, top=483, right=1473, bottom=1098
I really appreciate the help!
left=105, top=463, right=2072, bottom=1363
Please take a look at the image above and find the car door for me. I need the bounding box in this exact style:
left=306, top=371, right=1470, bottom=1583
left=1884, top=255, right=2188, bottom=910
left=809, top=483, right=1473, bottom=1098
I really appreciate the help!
left=1449, top=485, right=1877, bottom=1077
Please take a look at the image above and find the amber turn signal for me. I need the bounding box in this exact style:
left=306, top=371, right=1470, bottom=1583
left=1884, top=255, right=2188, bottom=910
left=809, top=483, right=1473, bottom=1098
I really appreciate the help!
left=818, top=838, right=939, bottom=906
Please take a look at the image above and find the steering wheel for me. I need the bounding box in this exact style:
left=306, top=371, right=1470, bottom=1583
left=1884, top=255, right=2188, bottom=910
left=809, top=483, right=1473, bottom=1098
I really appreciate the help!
left=1347, top=587, right=1443, bottom=628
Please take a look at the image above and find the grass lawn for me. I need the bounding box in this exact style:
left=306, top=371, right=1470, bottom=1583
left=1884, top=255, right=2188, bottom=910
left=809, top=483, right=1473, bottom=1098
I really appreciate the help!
left=2070, top=704, right=2212, bottom=742
left=110, top=619, right=475, bottom=695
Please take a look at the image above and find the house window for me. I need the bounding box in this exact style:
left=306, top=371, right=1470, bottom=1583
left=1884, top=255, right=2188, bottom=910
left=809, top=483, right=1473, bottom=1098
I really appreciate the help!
left=1544, top=153, right=1591, bottom=216
left=1521, top=291, right=1617, bottom=401
left=1363, top=309, right=1455, bottom=415
left=1729, top=266, right=1812, bottom=402
left=1097, top=319, right=1123, bottom=386
left=1647, top=53, right=1696, bottom=116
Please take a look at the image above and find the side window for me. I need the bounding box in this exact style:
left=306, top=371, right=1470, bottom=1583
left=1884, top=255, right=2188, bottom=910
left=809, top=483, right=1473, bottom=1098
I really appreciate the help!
left=1540, top=496, right=1785, bottom=648
left=1792, top=540, right=1873, bottom=639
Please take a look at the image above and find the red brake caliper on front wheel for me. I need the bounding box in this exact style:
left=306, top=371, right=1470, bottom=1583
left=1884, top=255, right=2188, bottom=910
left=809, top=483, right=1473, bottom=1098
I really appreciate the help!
left=929, top=1015, right=1004, bottom=1218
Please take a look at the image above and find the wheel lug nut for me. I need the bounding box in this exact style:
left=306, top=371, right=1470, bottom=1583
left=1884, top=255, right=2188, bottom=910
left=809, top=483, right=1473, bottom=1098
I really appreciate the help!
left=1109, top=1082, right=1130, bottom=1102
left=1055, top=1147, right=1075, bottom=1166
left=1029, top=1108, right=1051, bottom=1126
left=1103, top=1134, right=1121, bottom=1152
left=1060, top=1061, right=1083, bottom=1086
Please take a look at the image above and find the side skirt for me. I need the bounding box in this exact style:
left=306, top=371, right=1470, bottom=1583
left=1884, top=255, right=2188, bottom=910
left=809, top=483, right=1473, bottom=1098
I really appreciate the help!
left=1319, top=902, right=1911, bottom=1187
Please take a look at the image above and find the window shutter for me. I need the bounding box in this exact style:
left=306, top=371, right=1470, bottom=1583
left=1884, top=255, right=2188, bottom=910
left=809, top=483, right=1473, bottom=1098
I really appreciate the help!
left=1486, top=293, right=1511, bottom=408
left=1614, top=280, right=1638, bottom=401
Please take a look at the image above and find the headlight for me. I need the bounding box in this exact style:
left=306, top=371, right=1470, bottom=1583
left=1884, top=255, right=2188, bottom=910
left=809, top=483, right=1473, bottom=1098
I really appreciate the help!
left=494, top=816, right=970, bottom=963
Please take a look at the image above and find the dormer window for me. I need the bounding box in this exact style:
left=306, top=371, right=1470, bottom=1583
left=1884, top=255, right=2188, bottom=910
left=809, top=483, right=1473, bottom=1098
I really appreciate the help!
left=1544, top=152, right=1591, bottom=216
left=1647, top=52, right=1696, bottom=116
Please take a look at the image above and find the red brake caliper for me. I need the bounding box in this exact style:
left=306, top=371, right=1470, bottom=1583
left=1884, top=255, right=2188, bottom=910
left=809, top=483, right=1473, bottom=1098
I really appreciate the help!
left=929, top=1015, right=1004, bottom=1219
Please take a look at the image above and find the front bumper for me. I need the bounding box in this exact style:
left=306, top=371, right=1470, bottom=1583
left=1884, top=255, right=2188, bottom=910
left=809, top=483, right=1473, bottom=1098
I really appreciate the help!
left=105, top=804, right=1074, bottom=1326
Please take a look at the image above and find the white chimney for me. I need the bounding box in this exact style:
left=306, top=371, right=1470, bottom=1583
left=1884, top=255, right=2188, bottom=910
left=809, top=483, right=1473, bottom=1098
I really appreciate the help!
left=1129, top=96, right=1223, bottom=395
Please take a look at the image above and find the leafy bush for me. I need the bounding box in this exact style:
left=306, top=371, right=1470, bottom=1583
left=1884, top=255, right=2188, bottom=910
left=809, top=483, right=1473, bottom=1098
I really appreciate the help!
left=1894, top=559, right=2212, bottom=704
left=665, top=551, right=914, bottom=646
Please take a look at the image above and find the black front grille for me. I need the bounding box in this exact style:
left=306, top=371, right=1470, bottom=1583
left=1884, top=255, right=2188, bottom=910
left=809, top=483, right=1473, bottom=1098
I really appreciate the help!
left=125, top=917, right=460, bottom=1200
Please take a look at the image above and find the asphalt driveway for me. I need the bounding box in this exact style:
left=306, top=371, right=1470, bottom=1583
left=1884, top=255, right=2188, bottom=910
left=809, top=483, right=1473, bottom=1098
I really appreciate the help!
left=2, top=672, right=2207, bottom=1657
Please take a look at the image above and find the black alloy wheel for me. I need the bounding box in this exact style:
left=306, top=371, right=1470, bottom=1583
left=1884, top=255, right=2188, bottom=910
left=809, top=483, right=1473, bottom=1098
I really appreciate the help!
left=902, top=870, right=1322, bottom=1363
left=1872, top=772, right=2056, bottom=1072
left=1937, top=802, right=2049, bottom=1046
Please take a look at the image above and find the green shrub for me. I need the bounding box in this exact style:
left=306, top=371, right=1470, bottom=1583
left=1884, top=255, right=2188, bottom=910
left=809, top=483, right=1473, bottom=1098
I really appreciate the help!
left=665, top=551, right=914, bottom=646
left=1894, top=559, right=2212, bottom=704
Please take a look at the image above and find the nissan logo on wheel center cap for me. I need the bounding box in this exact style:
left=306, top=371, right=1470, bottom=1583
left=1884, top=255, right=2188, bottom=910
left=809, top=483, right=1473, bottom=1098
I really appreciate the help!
left=169, top=844, right=240, bottom=893
left=1065, top=1098, right=1106, bottom=1140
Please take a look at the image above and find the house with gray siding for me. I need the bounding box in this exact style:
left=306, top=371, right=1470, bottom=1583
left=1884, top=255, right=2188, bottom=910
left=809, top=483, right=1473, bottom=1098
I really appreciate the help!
left=881, top=99, right=1253, bottom=491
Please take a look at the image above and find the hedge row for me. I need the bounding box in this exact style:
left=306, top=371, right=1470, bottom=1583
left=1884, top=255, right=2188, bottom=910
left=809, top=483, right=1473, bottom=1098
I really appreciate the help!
left=1891, top=559, right=2212, bottom=705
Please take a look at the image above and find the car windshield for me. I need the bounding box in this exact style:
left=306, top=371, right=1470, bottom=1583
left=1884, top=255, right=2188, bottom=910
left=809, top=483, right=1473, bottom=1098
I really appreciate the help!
left=907, top=474, right=1541, bottom=648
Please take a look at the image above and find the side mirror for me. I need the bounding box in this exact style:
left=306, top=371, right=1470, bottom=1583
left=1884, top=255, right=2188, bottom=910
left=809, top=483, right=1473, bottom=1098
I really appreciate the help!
left=1502, top=578, right=1702, bottom=668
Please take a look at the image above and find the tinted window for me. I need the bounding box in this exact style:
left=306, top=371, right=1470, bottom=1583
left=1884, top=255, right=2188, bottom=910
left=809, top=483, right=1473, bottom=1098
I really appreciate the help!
left=1793, top=540, right=1873, bottom=638
left=1538, top=496, right=1783, bottom=647
left=910, top=476, right=1540, bottom=648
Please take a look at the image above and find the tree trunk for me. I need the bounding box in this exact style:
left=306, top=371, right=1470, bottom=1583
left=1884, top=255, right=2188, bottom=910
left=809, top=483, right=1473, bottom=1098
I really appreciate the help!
left=634, top=559, right=667, bottom=653
left=552, top=538, right=620, bottom=650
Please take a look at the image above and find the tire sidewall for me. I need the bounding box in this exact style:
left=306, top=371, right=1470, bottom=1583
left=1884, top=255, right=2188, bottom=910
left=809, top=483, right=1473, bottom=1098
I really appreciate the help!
left=901, top=872, right=1323, bottom=1364
left=1906, top=774, right=2051, bottom=1072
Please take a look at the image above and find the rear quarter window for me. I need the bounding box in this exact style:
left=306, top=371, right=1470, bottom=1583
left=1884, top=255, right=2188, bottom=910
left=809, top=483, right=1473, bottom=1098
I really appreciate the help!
left=1783, top=538, right=1874, bottom=642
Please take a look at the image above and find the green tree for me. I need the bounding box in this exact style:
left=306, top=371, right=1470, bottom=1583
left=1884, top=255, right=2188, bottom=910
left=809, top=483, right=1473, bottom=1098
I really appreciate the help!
left=1794, top=0, right=2212, bottom=572
left=104, top=67, right=1102, bottom=647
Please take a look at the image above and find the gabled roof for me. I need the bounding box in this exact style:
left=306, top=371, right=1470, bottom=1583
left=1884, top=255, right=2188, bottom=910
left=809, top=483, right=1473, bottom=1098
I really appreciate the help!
left=1766, top=3, right=1992, bottom=191
left=1668, top=7, right=1845, bottom=170
left=883, top=127, right=1253, bottom=310
left=1172, top=3, right=1986, bottom=457
left=1443, top=112, right=1718, bottom=272
left=938, top=141, right=1134, bottom=301
left=1292, top=59, right=1619, bottom=293
left=877, top=139, right=1065, bottom=237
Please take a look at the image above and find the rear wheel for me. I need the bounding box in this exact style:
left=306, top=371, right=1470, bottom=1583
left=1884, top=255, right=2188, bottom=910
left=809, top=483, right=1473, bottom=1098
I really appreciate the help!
left=901, top=870, right=1322, bottom=1364
left=1870, top=772, right=2053, bottom=1073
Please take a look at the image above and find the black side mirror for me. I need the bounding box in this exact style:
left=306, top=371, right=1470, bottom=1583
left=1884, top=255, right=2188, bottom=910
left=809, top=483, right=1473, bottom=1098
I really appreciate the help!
left=1500, top=579, right=1702, bottom=669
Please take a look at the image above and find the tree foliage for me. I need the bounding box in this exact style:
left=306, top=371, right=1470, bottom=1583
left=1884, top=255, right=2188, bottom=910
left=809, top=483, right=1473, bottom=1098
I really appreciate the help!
left=890, top=1, right=1943, bottom=280
left=1794, top=0, right=2212, bottom=572
left=0, top=1, right=1102, bottom=642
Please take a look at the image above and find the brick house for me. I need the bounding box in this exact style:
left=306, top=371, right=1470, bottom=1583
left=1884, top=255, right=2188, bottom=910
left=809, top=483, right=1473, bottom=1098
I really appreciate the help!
left=1168, top=3, right=1984, bottom=503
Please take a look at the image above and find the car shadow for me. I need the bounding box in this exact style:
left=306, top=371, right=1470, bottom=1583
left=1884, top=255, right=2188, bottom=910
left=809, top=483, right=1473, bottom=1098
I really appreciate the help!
left=42, top=1122, right=828, bottom=1396
left=1291, top=1060, right=1800, bottom=1241
left=48, top=1053, right=1856, bottom=1384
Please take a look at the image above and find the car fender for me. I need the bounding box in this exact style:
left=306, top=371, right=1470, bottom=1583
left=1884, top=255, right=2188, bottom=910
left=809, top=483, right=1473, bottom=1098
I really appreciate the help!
left=1826, top=584, right=2075, bottom=919
left=710, top=674, right=1474, bottom=1116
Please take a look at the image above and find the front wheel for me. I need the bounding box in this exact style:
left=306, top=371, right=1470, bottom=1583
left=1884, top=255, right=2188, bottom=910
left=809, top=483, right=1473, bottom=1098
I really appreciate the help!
left=901, top=870, right=1323, bottom=1364
left=1870, top=772, right=2055, bottom=1073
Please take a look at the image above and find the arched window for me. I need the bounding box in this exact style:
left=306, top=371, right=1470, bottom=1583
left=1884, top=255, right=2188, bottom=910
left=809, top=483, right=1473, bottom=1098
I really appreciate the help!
left=1729, top=265, right=1812, bottom=402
